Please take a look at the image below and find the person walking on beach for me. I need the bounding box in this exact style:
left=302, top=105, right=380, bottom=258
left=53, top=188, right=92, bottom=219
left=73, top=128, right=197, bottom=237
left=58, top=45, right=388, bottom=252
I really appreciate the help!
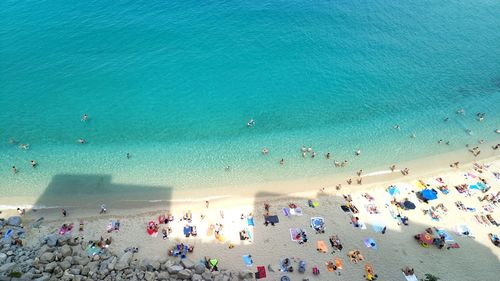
left=12, top=166, right=17, bottom=174
left=390, top=165, right=396, bottom=172
left=31, top=160, right=37, bottom=168
left=100, top=204, right=107, bottom=214
left=205, top=201, right=209, bottom=208
left=61, top=208, right=67, bottom=217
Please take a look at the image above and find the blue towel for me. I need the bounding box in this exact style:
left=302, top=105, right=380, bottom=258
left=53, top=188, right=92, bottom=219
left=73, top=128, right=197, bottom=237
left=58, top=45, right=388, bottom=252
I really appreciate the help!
left=243, top=255, right=253, bottom=266
left=247, top=217, right=254, bottom=226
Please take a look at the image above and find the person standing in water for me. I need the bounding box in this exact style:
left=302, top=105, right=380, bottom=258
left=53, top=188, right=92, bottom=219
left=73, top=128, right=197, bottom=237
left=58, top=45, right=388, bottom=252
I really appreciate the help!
left=279, top=159, right=285, bottom=166
left=31, top=160, right=37, bottom=168
left=126, top=153, right=131, bottom=159
left=12, top=166, right=17, bottom=174
left=81, top=114, right=89, bottom=122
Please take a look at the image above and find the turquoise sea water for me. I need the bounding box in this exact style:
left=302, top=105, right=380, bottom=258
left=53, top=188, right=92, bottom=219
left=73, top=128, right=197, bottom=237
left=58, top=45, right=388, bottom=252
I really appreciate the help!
left=1, top=0, right=499, bottom=205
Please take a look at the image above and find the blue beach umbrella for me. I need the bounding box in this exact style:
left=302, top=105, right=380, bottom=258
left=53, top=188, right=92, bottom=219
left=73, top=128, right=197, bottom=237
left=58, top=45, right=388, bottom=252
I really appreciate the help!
left=403, top=200, right=416, bottom=210
left=421, top=189, right=438, bottom=201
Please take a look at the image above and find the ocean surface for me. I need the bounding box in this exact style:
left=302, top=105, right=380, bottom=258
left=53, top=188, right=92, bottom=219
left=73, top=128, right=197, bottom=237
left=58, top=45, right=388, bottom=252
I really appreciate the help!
left=1, top=0, right=499, bottom=206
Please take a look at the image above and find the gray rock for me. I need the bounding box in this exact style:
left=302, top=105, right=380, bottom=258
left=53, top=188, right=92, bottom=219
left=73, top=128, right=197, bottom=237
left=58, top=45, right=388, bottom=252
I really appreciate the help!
left=0, top=253, right=7, bottom=263
left=0, top=262, right=16, bottom=272
left=7, top=216, right=22, bottom=226
left=157, top=271, right=170, bottom=280
left=72, top=256, right=90, bottom=266
left=107, top=256, right=117, bottom=271
left=238, top=270, right=254, bottom=280
left=45, top=234, right=58, bottom=247
left=201, top=272, right=212, bottom=280
left=60, top=245, right=72, bottom=257
left=115, top=251, right=133, bottom=271
left=44, top=262, right=58, bottom=273
left=192, top=274, right=203, bottom=281
left=181, top=258, right=195, bottom=269
left=144, top=271, right=155, bottom=281
left=151, top=260, right=160, bottom=271
left=167, top=264, right=184, bottom=274
left=59, top=260, right=71, bottom=270
left=178, top=269, right=193, bottom=280
left=70, top=267, right=81, bottom=275
left=40, top=252, right=55, bottom=263
left=33, top=273, right=51, bottom=281
left=194, top=263, right=205, bottom=274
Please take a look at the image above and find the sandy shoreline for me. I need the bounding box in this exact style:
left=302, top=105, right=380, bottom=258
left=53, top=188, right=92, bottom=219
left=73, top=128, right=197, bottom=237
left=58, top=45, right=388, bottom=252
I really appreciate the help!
left=1, top=149, right=499, bottom=280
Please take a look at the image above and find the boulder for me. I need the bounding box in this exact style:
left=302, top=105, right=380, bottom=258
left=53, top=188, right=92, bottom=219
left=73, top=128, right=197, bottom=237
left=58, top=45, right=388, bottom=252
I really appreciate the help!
left=59, top=260, right=71, bottom=270
left=0, top=262, right=16, bottom=272
left=115, top=251, right=133, bottom=271
left=151, top=260, right=161, bottom=271
left=0, top=253, right=7, bottom=263
left=180, top=258, right=195, bottom=269
left=144, top=271, right=155, bottom=281
left=157, top=271, right=170, bottom=280
left=167, top=264, right=183, bottom=274
left=60, top=245, right=72, bottom=257
left=69, top=267, right=81, bottom=275
left=40, top=252, right=55, bottom=264
left=44, top=262, right=58, bottom=273
left=7, top=216, right=22, bottom=226
left=45, top=234, right=58, bottom=247
left=192, top=274, right=203, bottom=281
left=194, top=263, right=205, bottom=274
left=201, top=272, right=212, bottom=280
left=33, top=273, right=51, bottom=281
left=238, top=270, right=254, bottom=280
left=72, top=256, right=90, bottom=266
left=107, top=256, right=117, bottom=271
left=177, top=269, right=192, bottom=280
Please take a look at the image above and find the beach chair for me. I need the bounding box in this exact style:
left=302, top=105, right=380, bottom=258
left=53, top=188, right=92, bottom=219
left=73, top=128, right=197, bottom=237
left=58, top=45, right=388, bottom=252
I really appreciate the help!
left=316, top=240, right=328, bottom=253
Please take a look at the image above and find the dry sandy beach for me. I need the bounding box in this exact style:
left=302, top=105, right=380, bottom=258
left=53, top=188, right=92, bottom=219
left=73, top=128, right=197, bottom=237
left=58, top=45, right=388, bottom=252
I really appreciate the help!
left=2, top=153, right=499, bottom=280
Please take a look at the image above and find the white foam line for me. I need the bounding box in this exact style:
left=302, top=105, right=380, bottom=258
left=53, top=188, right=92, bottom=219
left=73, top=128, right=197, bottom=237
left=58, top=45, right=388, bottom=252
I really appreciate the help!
left=362, top=170, right=400, bottom=177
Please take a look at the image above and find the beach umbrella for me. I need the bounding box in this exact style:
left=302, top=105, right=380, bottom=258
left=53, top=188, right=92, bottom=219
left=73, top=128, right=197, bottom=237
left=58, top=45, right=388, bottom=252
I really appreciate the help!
left=419, top=232, right=434, bottom=245
left=403, top=200, right=416, bottom=210
left=421, top=189, right=438, bottom=201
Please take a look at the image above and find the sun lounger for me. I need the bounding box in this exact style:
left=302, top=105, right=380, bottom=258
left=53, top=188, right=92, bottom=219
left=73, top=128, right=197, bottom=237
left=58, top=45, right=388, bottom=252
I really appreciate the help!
left=316, top=240, right=328, bottom=253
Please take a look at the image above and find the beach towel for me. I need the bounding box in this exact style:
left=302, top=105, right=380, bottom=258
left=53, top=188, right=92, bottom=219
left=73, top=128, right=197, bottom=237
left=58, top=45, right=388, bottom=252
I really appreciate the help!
left=310, top=217, right=325, bottom=230
left=416, top=181, right=427, bottom=189
left=316, top=240, right=328, bottom=253
left=454, top=224, right=472, bottom=237
left=290, top=207, right=303, bottom=216
left=335, top=257, right=343, bottom=270
left=243, top=255, right=253, bottom=266
left=290, top=228, right=303, bottom=242
left=283, top=208, right=291, bottom=217
left=246, top=228, right=253, bottom=240
left=403, top=273, right=418, bottom=281
left=435, top=228, right=453, bottom=242
left=247, top=217, right=254, bottom=226
left=363, top=238, right=377, bottom=250
left=256, top=266, right=266, bottom=279
left=266, top=215, right=279, bottom=224
left=387, top=186, right=400, bottom=197
left=3, top=229, right=13, bottom=240
left=371, top=218, right=386, bottom=234
left=86, top=245, right=102, bottom=257
left=183, top=226, right=192, bottom=237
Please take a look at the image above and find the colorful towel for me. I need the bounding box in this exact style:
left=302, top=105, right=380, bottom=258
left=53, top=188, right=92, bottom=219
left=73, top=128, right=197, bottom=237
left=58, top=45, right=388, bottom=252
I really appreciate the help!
left=243, top=255, right=253, bottom=266
left=289, top=228, right=303, bottom=241
left=363, top=238, right=377, bottom=250
left=316, top=240, right=328, bottom=253
left=283, top=208, right=291, bottom=217
left=256, top=266, right=266, bottom=279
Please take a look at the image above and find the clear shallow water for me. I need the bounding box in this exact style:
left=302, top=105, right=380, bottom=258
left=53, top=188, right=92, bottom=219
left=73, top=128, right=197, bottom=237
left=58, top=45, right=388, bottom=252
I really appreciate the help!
left=1, top=0, right=499, bottom=203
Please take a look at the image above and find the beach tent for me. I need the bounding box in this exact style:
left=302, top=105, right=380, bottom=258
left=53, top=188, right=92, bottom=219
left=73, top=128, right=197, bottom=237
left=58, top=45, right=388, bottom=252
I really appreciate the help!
left=421, top=189, right=438, bottom=201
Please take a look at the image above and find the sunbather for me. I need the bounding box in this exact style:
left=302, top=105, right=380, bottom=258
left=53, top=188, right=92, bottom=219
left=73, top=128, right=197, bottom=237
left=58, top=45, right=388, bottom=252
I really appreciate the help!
left=402, top=267, right=414, bottom=276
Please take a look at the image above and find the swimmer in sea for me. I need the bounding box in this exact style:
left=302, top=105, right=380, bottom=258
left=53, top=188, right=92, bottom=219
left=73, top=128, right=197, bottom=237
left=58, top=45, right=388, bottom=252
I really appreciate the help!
left=302, top=151, right=307, bottom=158
left=457, top=108, right=464, bottom=115
left=19, top=144, right=29, bottom=150
left=410, top=133, right=416, bottom=138
left=81, top=114, right=89, bottom=122
left=465, top=129, right=472, bottom=135
left=301, top=145, right=307, bottom=152
left=443, top=117, right=449, bottom=122
left=279, top=159, right=285, bottom=166
left=126, top=153, right=131, bottom=159
left=311, top=151, right=316, bottom=159
left=355, top=149, right=361, bottom=156
left=225, top=166, right=231, bottom=171
left=247, top=119, right=255, bottom=127
left=325, top=152, right=331, bottom=159
left=438, top=139, right=443, bottom=144
left=496, top=129, right=500, bottom=134
left=12, top=166, right=17, bottom=174
left=78, top=138, right=86, bottom=144
left=262, top=148, right=269, bottom=155
left=31, top=160, right=37, bottom=168
left=394, top=124, right=400, bottom=130
left=307, top=146, right=313, bottom=152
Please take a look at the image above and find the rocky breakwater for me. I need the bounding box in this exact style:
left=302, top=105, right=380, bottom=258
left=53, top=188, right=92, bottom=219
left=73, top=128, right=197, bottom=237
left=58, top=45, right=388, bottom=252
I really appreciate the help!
left=0, top=216, right=256, bottom=281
